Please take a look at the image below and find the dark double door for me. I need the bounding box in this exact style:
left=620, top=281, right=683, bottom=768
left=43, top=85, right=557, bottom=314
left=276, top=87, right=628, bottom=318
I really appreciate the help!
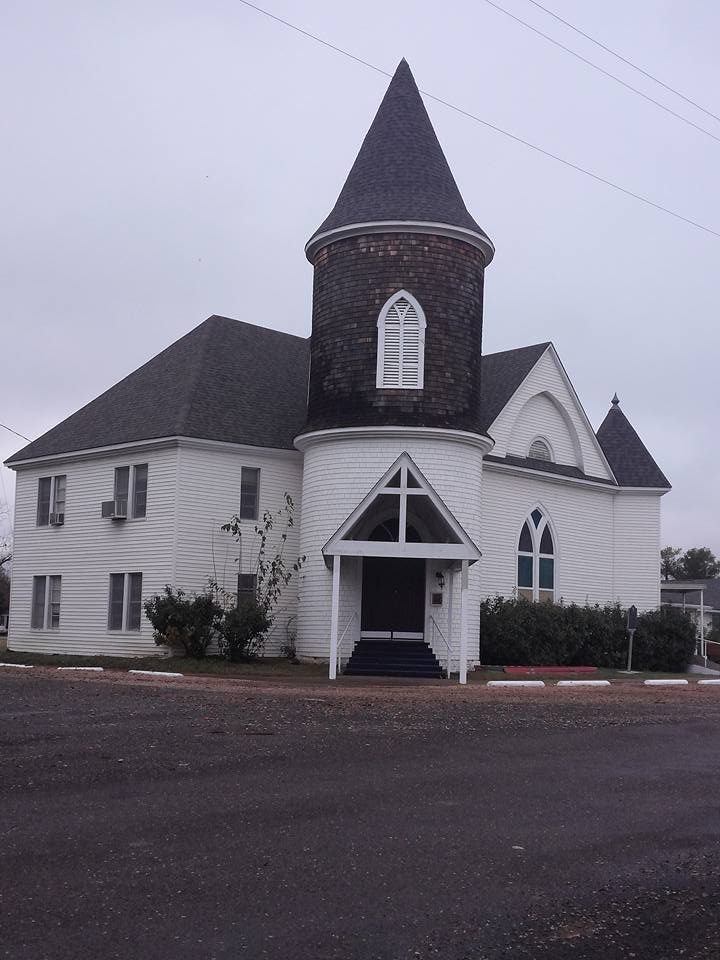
left=361, top=557, right=426, bottom=638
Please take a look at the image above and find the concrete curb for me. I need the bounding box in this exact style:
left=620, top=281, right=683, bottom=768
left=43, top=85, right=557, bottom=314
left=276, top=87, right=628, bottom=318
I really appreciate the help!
left=697, top=679, right=720, bottom=686
left=0, top=663, right=33, bottom=669
left=487, top=680, right=545, bottom=688
left=58, top=666, right=104, bottom=672
left=556, top=680, right=611, bottom=687
left=643, top=679, right=689, bottom=686
left=128, top=670, right=184, bottom=679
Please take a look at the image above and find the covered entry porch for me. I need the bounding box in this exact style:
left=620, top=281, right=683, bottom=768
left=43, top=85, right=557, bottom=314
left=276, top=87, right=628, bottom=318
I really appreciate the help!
left=322, top=453, right=481, bottom=684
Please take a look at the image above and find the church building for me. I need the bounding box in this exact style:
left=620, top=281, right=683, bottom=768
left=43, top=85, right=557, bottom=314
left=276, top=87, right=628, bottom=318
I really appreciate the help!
left=5, top=61, right=670, bottom=681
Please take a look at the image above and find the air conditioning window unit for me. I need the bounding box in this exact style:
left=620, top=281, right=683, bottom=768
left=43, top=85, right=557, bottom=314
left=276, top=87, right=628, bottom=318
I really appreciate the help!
left=101, top=499, right=128, bottom=520
left=48, top=512, right=65, bottom=526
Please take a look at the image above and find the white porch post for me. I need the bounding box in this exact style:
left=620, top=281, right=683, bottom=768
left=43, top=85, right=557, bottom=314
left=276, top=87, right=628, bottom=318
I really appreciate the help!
left=329, top=555, right=341, bottom=680
left=459, top=560, right=469, bottom=685
left=447, top=568, right=455, bottom=678
left=700, top=589, right=706, bottom=662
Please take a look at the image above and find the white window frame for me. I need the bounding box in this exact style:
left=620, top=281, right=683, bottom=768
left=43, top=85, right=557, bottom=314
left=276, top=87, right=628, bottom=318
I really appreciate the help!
left=528, top=437, right=554, bottom=463
left=113, top=464, right=148, bottom=520
left=376, top=290, right=426, bottom=390
left=516, top=507, right=557, bottom=603
left=108, top=572, right=143, bottom=632
left=31, top=575, right=62, bottom=630
left=37, top=475, right=67, bottom=526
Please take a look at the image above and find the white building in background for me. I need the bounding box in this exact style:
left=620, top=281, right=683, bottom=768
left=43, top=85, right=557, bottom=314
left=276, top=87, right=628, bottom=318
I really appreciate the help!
left=5, top=61, right=670, bottom=680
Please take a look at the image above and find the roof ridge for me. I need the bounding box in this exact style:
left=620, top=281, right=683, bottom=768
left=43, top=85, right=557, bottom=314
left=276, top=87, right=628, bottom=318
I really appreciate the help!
left=483, top=341, right=551, bottom=360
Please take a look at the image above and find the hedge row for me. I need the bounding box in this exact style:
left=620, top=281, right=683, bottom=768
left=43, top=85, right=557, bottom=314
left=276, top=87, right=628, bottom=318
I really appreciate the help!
left=479, top=597, right=697, bottom=673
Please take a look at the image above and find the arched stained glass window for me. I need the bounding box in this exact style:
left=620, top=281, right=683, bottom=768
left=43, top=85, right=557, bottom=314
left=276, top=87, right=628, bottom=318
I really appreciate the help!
left=376, top=291, right=426, bottom=389
left=517, top=508, right=556, bottom=603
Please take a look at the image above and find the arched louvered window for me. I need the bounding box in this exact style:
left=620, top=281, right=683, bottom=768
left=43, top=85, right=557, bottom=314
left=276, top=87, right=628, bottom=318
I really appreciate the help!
left=517, top=507, right=556, bottom=603
left=528, top=438, right=553, bottom=462
left=376, top=291, right=426, bottom=389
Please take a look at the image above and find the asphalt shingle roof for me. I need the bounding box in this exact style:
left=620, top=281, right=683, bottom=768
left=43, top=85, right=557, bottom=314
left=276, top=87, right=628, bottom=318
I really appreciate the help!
left=6, top=316, right=310, bottom=463
left=6, top=319, right=667, bottom=494
left=478, top=342, right=550, bottom=433
left=596, top=401, right=670, bottom=489
left=308, top=59, right=492, bottom=253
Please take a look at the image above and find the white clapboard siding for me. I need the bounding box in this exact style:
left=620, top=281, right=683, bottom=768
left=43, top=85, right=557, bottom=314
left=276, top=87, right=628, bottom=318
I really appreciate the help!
left=489, top=346, right=614, bottom=480
left=481, top=466, right=663, bottom=611
left=612, top=494, right=661, bottom=610
left=296, top=433, right=484, bottom=662
left=174, top=442, right=304, bottom=655
left=8, top=446, right=179, bottom=656
left=507, top=392, right=580, bottom=467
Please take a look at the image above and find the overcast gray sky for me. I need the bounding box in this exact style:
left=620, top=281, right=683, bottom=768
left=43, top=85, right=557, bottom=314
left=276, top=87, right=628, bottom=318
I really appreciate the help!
left=1, top=0, right=718, bottom=555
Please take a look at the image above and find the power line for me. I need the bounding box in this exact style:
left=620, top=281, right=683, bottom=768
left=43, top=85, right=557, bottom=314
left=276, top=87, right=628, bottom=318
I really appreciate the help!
left=480, top=0, right=720, bottom=145
left=525, top=0, right=720, bottom=125
left=236, top=0, right=720, bottom=240
left=0, top=422, right=31, bottom=443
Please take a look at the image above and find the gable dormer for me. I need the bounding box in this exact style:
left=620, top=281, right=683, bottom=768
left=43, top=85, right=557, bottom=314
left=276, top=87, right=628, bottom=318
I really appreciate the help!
left=485, top=344, right=615, bottom=483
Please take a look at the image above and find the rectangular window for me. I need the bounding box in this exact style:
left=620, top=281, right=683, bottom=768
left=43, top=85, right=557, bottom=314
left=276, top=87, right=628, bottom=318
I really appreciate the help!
left=31, top=575, right=61, bottom=629
left=37, top=476, right=65, bottom=525
left=37, top=478, right=52, bottom=526
left=539, top=557, right=554, bottom=591
left=132, top=465, right=148, bottom=519
left=237, top=573, right=257, bottom=604
left=52, top=475, right=66, bottom=516
left=113, top=464, right=148, bottom=518
left=517, top=555, right=533, bottom=589
left=114, top=466, right=130, bottom=512
left=240, top=467, right=260, bottom=520
left=31, top=576, right=47, bottom=628
left=108, top=573, right=143, bottom=631
left=48, top=576, right=62, bottom=628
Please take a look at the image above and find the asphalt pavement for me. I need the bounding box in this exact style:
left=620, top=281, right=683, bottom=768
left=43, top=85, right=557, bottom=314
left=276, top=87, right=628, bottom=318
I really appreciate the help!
left=1, top=670, right=720, bottom=960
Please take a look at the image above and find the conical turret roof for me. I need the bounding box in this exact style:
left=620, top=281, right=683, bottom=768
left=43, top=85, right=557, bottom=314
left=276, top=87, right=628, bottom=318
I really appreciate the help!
left=306, top=60, right=493, bottom=261
left=596, top=397, right=670, bottom=488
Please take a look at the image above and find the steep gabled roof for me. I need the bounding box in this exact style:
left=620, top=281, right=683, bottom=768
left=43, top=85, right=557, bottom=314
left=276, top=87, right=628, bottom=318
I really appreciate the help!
left=6, top=316, right=310, bottom=463
left=307, top=59, right=493, bottom=257
left=478, top=342, right=550, bottom=433
left=596, top=397, right=670, bottom=489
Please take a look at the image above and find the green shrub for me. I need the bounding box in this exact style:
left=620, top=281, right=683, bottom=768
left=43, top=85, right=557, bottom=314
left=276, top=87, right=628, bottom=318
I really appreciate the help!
left=632, top=606, right=697, bottom=672
left=216, top=599, right=270, bottom=663
left=480, top=597, right=696, bottom=672
left=144, top=587, right=224, bottom=659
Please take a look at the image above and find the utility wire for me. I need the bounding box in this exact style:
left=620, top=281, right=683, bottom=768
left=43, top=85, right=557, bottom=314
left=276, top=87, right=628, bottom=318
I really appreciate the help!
left=0, top=422, right=31, bottom=443
left=525, top=0, right=720, bottom=125
left=236, top=0, right=720, bottom=240
left=480, top=0, right=720, bottom=144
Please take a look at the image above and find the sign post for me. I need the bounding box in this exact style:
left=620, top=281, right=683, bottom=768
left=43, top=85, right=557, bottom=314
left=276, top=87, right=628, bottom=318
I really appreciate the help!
left=625, top=605, right=638, bottom=674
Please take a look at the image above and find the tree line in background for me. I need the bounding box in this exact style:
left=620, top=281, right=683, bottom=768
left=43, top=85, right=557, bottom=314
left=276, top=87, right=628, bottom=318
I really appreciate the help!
left=661, top=546, right=719, bottom=581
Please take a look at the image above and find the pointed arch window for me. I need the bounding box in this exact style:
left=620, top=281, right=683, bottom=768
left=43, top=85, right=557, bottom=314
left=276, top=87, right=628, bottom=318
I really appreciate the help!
left=376, top=291, right=426, bottom=389
left=517, top=508, right=556, bottom=603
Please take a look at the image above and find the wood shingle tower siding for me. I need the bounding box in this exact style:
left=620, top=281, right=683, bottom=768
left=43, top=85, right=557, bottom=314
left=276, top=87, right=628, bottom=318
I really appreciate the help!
left=301, top=60, right=494, bottom=437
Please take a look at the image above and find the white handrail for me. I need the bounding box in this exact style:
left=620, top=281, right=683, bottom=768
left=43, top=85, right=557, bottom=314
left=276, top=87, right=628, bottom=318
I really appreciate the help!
left=337, top=611, right=357, bottom=675
left=430, top=615, right=452, bottom=678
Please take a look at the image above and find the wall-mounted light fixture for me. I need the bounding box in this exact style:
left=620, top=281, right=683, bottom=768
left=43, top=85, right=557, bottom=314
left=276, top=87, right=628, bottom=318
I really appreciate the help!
left=435, top=571, right=445, bottom=590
